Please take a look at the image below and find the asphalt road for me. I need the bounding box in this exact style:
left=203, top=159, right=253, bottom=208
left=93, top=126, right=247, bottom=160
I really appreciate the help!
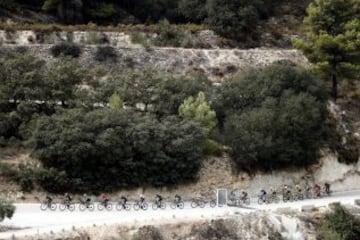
left=1, top=190, right=360, bottom=239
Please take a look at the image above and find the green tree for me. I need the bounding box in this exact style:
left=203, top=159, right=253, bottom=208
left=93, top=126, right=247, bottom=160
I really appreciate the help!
left=220, top=64, right=328, bottom=171
left=179, top=91, right=217, bottom=135
left=294, top=0, right=360, bottom=101
left=155, top=75, right=211, bottom=117
left=44, top=57, right=87, bottom=107
left=0, top=199, right=15, bottom=222
left=30, top=109, right=204, bottom=192
left=109, top=92, right=122, bottom=111
left=0, top=55, right=47, bottom=141
left=205, top=0, right=268, bottom=38
left=178, top=0, right=207, bottom=23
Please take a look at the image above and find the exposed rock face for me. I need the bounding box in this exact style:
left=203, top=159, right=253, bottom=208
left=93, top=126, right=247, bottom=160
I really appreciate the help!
left=14, top=212, right=310, bottom=240
left=0, top=30, right=309, bottom=82
left=134, top=226, right=164, bottom=240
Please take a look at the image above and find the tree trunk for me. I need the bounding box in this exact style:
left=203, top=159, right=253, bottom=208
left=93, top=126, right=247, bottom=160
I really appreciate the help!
left=332, top=73, right=338, bottom=102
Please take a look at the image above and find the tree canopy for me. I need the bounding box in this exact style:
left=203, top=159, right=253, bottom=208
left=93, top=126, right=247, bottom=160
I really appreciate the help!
left=294, top=0, right=360, bottom=100
left=220, top=64, right=328, bottom=171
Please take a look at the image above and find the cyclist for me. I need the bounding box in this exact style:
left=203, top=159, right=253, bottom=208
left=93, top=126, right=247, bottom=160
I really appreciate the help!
left=139, top=194, right=145, bottom=203
left=305, top=183, right=312, bottom=198
left=100, top=193, right=109, bottom=207
left=283, top=185, right=291, bottom=200
left=45, top=194, right=53, bottom=207
left=82, top=194, right=91, bottom=207
left=230, top=190, right=236, bottom=202
left=270, top=187, right=277, bottom=197
left=240, top=190, right=248, bottom=202
left=174, top=194, right=181, bottom=203
left=155, top=194, right=163, bottom=207
left=314, top=183, right=321, bottom=197
left=324, top=182, right=331, bottom=195
left=260, top=188, right=267, bottom=202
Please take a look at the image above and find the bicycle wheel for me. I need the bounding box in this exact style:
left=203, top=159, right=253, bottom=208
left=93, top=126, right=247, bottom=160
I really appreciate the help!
left=59, top=204, right=66, bottom=211
left=288, top=194, right=294, bottom=202
left=160, top=202, right=166, bottom=210
left=152, top=202, right=158, bottom=210
left=50, top=203, right=57, bottom=211
left=178, top=201, right=184, bottom=209
left=88, top=203, right=94, bottom=211
left=125, top=203, right=131, bottom=211
left=116, top=204, right=122, bottom=211
left=141, top=203, right=148, bottom=210
left=69, top=204, right=75, bottom=211
left=98, top=204, right=104, bottom=211
left=191, top=200, right=197, bottom=208
left=210, top=199, right=216, bottom=208
left=199, top=200, right=205, bottom=208
left=106, top=203, right=112, bottom=211
left=40, top=203, right=48, bottom=211
left=79, top=204, right=86, bottom=211
left=257, top=197, right=263, bottom=205
left=170, top=202, right=176, bottom=209
left=133, top=203, right=140, bottom=211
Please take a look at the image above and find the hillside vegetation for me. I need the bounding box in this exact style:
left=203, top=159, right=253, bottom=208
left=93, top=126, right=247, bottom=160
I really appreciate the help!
left=0, top=0, right=359, bottom=195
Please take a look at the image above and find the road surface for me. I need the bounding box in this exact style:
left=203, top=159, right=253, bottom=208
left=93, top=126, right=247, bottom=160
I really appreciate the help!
left=1, top=190, right=360, bottom=239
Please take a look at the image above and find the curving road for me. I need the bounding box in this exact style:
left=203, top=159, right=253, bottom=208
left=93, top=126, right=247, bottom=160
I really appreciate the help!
left=1, top=190, right=360, bottom=239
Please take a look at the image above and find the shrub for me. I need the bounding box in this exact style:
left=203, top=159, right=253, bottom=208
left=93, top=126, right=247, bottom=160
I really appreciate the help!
left=30, top=109, right=205, bottom=192
left=153, top=19, right=185, bottom=47
left=94, top=46, right=118, bottom=62
left=319, top=203, right=360, bottom=240
left=50, top=42, right=81, bottom=58
left=0, top=199, right=15, bottom=222
left=220, top=64, right=328, bottom=172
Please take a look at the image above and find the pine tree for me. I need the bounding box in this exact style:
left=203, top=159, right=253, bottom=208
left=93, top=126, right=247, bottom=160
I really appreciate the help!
left=294, top=0, right=360, bottom=101
left=179, top=91, right=217, bottom=135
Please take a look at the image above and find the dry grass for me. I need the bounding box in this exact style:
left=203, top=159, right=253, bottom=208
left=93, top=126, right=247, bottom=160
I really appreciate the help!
left=0, top=22, right=206, bottom=34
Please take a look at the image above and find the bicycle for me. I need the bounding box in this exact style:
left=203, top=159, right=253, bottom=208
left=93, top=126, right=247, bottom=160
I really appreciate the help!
left=152, top=200, right=166, bottom=210
left=257, top=195, right=269, bottom=205
left=240, top=196, right=251, bottom=205
left=116, top=200, right=131, bottom=211
left=79, top=200, right=94, bottom=211
left=97, top=200, right=112, bottom=211
left=208, top=198, right=216, bottom=208
left=268, top=193, right=280, bottom=204
left=228, top=196, right=241, bottom=206
left=170, top=199, right=184, bottom=209
left=133, top=200, right=148, bottom=211
left=190, top=197, right=205, bottom=208
left=293, top=191, right=304, bottom=201
left=40, top=200, right=57, bottom=211
left=59, top=200, right=75, bottom=211
left=304, top=190, right=313, bottom=199
left=282, top=192, right=294, bottom=202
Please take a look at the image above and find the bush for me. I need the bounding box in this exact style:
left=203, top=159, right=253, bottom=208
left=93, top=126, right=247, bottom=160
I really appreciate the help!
left=30, top=109, right=205, bottom=192
left=220, top=64, right=328, bottom=171
left=205, top=0, right=266, bottom=39
left=153, top=19, right=185, bottom=47
left=319, top=204, right=360, bottom=240
left=0, top=199, right=15, bottom=222
left=94, top=46, right=118, bottom=62
left=50, top=42, right=81, bottom=58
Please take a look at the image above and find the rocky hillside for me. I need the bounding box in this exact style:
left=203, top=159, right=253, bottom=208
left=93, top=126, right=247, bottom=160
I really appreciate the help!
left=0, top=30, right=309, bottom=83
